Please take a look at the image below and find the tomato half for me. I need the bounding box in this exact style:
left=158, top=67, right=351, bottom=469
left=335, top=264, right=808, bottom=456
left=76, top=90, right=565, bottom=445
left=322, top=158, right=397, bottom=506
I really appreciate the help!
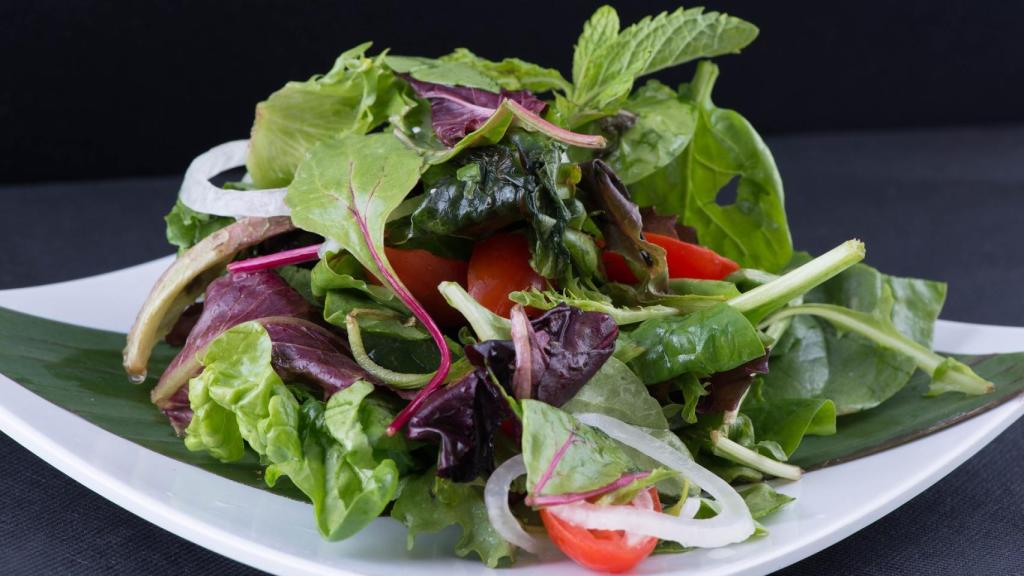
left=467, top=233, right=546, bottom=318
left=603, top=232, right=740, bottom=283
left=539, top=488, right=662, bottom=573
left=384, top=247, right=468, bottom=327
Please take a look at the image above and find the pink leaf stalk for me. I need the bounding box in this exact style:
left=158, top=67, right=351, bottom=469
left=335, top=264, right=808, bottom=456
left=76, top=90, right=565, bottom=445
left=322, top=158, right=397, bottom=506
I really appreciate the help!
left=527, top=471, right=652, bottom=507
left=227, top=243, right=322, bottom=274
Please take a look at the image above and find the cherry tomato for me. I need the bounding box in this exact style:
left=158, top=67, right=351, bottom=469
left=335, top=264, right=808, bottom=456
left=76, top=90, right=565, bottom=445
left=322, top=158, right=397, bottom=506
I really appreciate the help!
left=603, top=232, right=740, bottom=283
left=467, top=233, right=546, bottom=317
left=540, top=488, right=662, bottom=573
left=383, top=247, right=468, bottom=327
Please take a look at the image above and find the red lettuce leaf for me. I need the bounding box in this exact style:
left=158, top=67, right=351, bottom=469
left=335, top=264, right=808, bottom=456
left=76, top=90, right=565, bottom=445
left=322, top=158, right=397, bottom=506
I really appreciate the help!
left=406, top=369, right=516, bottom=482
left=402, top=75, right=546, bottom=146
left=699, top=352, right=771, bottom=414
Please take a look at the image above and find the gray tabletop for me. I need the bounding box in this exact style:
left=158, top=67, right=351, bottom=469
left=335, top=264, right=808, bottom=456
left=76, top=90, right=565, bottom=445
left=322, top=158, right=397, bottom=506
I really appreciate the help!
left=1, top=126, right=1022, bottom=575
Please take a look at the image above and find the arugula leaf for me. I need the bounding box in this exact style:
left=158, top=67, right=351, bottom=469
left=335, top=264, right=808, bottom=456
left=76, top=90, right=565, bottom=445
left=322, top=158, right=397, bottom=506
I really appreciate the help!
left=629, top=303, right=765, bottom=384
left=164, top=200, right=233, bottom=253
left=438, top=281, right=511, bottom=342
left=563, top=357, right=668, bottom=429
left=247, top=43, right=413, bottom=188
left=510, top=288, right=678, bottom=325
left=184, top=322, right=402, bottom=540
left=603, top=80, right=698, bottom=184
left=559, top=6, right=758, bottom=127
left=391, top=470, right=515, bottom=567
left=630, top=61, right=792, bottom=272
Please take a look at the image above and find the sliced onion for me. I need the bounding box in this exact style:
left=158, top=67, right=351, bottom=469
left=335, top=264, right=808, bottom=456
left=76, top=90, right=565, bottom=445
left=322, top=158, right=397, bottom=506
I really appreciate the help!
left=547, top=413, right=755, bottom=548
left=484, top=455, right=544, bottom=554
left=179, top=140, right=290, bottom=218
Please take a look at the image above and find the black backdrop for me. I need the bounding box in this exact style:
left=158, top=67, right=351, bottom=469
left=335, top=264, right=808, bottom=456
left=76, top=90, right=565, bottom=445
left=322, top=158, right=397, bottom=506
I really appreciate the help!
left=2, top=0, right=1024, bottom=183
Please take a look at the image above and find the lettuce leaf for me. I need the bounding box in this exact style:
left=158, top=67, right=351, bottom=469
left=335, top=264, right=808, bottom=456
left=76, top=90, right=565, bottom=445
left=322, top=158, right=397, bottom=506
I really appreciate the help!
left=247, top=43, right=414, bottom=188
left=391, top=469, right=515, bottom=567
left=164, top=200, right=232, bottom=253
left=184, top=322, right=405, bottom=540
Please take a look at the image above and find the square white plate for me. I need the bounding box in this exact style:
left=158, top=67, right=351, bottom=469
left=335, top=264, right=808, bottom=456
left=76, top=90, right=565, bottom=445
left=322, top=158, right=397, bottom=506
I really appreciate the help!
left=1, top=256, right=1021, bottom=576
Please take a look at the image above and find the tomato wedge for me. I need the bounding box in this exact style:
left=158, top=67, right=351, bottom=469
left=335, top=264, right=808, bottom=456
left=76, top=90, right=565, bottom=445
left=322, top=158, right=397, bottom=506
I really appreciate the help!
left=603, top=232, right=740, bottom=283
left=467, top=232, right=546, bottom=318
left=539, top=488, right=662, bottom=573
left=383, top=247, right=468, bottom=327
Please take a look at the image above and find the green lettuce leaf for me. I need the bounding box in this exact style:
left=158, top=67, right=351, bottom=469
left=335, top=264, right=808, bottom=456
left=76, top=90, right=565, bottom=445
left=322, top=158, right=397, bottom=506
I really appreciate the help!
left=521, top=399, right=635, bottom=496
left=741, top=380, right=836, bottom=457
left=286, top=131, right=424, bottom=286
left=183, top=322, right=404, bottom=540
left=563, top=357, right=668, bottom=429
left=630, top=61, right=791, bottom=272
left=247, top=43, right=414, bottom=188
left=391, top=470, right=515, bottom=567
left=164, top=200, right=233, bottom=253
left=440, top=48, right=571, bottom=92
left=737, top=482, right=794, bottom=520
left=603, top=80, right=698, bottom=184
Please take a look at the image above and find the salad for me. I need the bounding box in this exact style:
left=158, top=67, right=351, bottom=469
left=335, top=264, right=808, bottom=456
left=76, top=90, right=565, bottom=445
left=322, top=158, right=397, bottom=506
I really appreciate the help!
left=122, top=5, right=995, bottom=573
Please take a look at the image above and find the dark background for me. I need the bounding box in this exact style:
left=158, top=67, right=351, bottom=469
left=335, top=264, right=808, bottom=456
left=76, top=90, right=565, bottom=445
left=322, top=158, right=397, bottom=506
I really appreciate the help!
left=2, top=0, right=1024, bottom=183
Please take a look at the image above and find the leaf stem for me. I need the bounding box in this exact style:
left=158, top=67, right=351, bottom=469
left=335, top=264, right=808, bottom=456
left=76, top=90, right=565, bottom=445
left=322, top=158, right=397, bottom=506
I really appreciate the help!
left=728, top=239, right=865, bottom=322
left=761, top=304, right=993, bottom=396
left=345, top=311, right=433, bottom=389
left=710, top=431, right=802, bottom=481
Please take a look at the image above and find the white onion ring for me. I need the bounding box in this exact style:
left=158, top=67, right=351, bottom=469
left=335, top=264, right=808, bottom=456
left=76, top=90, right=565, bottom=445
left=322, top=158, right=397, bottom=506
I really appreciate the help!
left=547, top=413, right=755, bottom=548
left=178, top=140, right=290, bottom=218
left=484, top=455, right=544, bottom=554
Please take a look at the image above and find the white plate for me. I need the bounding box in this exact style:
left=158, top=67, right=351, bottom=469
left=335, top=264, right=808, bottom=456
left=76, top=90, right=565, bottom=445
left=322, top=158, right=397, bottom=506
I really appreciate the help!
left=0, top=257, right=1021, bottom=576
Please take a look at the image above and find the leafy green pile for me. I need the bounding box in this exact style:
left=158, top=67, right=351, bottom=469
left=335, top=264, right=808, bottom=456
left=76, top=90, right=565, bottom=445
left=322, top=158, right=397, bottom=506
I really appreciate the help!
left=95, top=3, right=1014, bottom=570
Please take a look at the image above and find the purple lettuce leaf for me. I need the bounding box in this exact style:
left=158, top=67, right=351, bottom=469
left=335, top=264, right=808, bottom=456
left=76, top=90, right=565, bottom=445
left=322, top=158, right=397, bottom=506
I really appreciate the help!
left=699, top=352, right=771, bottom=414
left=403, top=75, right=547, bottom=146
left=406, top=369, right=516, bottom=482
left=524, top=304, right=619, bottom=407
left=263, top=317, right=371, bottom=397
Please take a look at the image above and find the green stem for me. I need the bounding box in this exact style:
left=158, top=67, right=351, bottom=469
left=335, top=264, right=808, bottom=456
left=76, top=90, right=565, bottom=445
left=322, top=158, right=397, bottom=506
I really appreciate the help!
left=345, top=310, right=433, bottom=389
left=728, top=239, right=865, bottom=322
left=762, top=304, right=993, bottom=395
left=438, top=281, right=511, bottom=342
left=710, top=431, right=802, bottom=481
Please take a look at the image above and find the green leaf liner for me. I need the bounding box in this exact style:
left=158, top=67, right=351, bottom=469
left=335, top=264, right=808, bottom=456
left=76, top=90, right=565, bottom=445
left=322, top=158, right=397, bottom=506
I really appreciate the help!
left=0, top=305, right=1022, bottom=506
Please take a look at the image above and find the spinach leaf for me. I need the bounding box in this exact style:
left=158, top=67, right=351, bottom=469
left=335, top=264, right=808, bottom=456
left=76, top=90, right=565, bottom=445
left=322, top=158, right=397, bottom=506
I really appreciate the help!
left=760, top=261, right=968, bottom=413
left=562, top=357, right=668, bottom=430
left=558, top=6, right=758, bottom=127
left=184, top=323, right=402, bottom=540
left=741, top=381, right=836, bottom=457
left=737, top=483, right=795, bottom=520
left=247, top=43, right=413, bottom=188
left=391, top=469, right=515, bottom=567
left=630, top=61, right=792, bottom=272
left=164, top=200, right=233, bottom=253
left=629, top=303, right=765, bottom=384
left=603, top=80, right=698, bottom=185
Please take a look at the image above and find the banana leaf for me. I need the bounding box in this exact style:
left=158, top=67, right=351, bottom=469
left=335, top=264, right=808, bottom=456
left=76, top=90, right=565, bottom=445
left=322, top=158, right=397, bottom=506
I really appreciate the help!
left=0, top=306, right=1021, bottom=492
left=792, top=352, right=1024, bottom=469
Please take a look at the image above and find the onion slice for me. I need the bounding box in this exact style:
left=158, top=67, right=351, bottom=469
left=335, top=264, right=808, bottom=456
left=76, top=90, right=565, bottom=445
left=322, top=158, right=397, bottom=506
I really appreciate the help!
left=179, top=140, right=290, bottom=218
left=484, top=455, right=545, bottom=554
left=546, top=413, right=755, bottom=549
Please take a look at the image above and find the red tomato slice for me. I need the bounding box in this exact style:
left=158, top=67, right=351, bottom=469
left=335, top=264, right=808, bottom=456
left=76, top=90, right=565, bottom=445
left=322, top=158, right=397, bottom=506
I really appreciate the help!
left=383, top=247, right=468, bottom=327
left=603, top=232, right=740, bottom=283
left=539, top=488, right=662, bottom=573
left=467, top=233, right=546, bottom=318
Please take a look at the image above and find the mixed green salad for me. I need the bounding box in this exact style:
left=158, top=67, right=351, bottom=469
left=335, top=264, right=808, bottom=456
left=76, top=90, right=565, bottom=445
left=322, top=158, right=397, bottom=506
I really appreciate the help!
left=123, top=5, right=995, bottom=572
